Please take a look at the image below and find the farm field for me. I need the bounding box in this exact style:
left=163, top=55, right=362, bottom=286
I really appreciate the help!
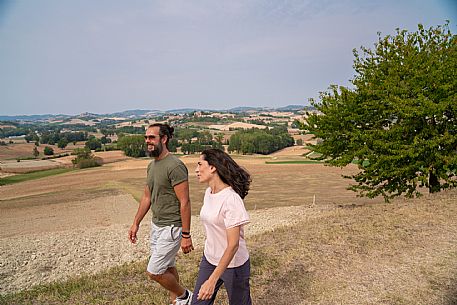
left=1, top=153, right=456, bottom=304
left=0, top=141, right=83, bottom=161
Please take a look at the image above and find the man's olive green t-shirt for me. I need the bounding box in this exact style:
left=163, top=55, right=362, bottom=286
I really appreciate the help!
left=146, top=154, right=188, bottom=227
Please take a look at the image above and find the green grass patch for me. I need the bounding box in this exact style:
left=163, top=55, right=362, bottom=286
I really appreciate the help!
left=265, top=160, right=322, bottom=164
left=0, top=168, right=73, bottom=186
left=351, top=159, right=370, bottom=167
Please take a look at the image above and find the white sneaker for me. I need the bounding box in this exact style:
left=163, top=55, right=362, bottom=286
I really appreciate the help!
left=175, top=289, right=193, bottom=305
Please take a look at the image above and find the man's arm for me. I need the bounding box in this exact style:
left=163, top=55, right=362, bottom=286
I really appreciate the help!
left=174, top=180, right=194, bottom=254
left=128, top=185, right=151, bottom=244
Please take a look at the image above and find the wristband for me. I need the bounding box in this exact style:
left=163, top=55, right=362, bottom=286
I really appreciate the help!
left=182, top=235, right=191, bottom=239
left=181, top=231, right=190, bottom=235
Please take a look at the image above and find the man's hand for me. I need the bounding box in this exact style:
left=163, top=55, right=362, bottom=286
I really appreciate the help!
left=128, top=224, right=139, bottom=244
left=181, top=236, right=194, bottom=254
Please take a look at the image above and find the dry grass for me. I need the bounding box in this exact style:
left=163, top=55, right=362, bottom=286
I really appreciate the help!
left=1, top=190, right=456, bottom=304
left=249, top=191, right=457, bottom=305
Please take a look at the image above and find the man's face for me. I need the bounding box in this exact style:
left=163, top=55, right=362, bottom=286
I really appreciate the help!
left=145, top=127, right=163, bottom=158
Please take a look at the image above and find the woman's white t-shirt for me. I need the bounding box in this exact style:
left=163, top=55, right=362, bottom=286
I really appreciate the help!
left=200, top=186, right=250, bottom=268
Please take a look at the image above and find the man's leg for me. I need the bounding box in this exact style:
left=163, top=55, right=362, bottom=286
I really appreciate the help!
left=148, top=267, right=184, bottom=303
left=148, top=224, right=187, bottom=303
left=168, top=266, right=180, bottom=301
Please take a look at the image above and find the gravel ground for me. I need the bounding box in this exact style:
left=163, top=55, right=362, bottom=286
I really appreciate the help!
left=0, top=205, right=321, bottom=294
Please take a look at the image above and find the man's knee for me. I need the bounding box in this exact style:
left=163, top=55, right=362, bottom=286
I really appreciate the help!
left=146, top=271, right=164, bottom=282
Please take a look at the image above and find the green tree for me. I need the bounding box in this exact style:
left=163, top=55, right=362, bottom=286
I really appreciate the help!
left=117, top=135, right=146, bottom=157
left=215, top=132, right=225, bottom=145
left=211, top=141, right=224, bottom=151
left=57, top=138, right=69, bottom=149
left=85, top=136, right=102, bottom=150
left=72, top=148, right=101, bottom=169
left=168, top=138, right=178, bottom=153
left=307, top=22, right=457, bottom=201
left=176, top=128, right=196, bottom=144
left=228, top=128, right=294, bottom=154
left=197, top=131, right=213, bottom=145
left=32, top=146, right=39, bottom=158
left=43, top=146, right=54, bottom=156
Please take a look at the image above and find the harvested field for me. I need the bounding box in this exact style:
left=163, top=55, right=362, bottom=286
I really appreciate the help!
left=0, top=160, right=63, bottom=173
left=0, top=150, right=129, bottom=173
left=0, top=142, right=84, bottom=161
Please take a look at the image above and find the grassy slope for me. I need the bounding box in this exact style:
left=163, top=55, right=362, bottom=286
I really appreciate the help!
left=1, top=192, right=456, bottom=305
left=0, top=168, right=73, bottom=186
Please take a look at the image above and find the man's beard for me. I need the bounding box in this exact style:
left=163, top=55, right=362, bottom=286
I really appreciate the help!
left=147, top=141, right=163, bottom=158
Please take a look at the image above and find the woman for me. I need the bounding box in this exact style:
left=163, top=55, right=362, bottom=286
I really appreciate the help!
left=192, top=148, right=252, bottom=305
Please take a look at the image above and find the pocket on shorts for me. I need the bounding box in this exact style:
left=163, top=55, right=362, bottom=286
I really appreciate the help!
left=163, top=225, right=181, bottom=242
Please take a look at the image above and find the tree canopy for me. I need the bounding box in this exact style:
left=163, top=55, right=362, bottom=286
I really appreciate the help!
left=117, top=135, right=146, bottom=157
left=307, top=22, right=457, bottom=201
left=228, top=127, right=294, bottom=155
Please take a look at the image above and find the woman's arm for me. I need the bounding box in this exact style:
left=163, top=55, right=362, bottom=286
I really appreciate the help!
left=197, top=226, right=241, bottom=300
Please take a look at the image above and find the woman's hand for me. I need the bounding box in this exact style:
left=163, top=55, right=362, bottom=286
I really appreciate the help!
left=197, top=279, right=217, bottom=300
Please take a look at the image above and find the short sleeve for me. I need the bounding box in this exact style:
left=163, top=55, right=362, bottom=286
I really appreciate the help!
left=169, top=163, right=188, bottom=187
left=223, top=193, right=250, bottom=229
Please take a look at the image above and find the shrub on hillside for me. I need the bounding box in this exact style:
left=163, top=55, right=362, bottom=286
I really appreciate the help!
left=43, top=146, right=54, bottom=155
left=72, top=147, right=101, bottom=169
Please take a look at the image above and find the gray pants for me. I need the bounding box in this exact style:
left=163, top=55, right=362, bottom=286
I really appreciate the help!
left=191, top=256, right=252, bottom=305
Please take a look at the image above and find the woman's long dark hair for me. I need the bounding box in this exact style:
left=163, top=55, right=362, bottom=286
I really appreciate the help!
left=201, top=149, right=251, bottom=199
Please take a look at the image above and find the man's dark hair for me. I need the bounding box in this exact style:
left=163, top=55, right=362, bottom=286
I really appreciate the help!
left=148, top=123, right=174, bottom=147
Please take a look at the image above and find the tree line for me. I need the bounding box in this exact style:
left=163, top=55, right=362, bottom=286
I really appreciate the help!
left=228, top=127, right=294, bottom=154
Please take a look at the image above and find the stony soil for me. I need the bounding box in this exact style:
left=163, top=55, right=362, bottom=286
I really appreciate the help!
left=0, top=198, right=320, bottom=294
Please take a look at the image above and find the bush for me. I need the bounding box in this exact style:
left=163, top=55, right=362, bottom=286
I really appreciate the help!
left=43, top=146, right=54, bottom=155
left=75, top=158, right=101, bottom=169
left=71, top=148, right=101, bottom=169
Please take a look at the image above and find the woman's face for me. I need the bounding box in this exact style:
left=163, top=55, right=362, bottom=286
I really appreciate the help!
left=195, top=155, right=215, bottom=183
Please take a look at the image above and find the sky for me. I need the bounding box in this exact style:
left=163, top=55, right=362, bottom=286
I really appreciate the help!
left=0, top=0, right=455, bottom=116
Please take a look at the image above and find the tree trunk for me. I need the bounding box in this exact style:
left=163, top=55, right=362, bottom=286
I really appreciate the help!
left=428, top=172, right=440, bottom=193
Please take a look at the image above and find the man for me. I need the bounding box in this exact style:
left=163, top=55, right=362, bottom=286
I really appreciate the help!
left=129, top=123, right=194, bottom=305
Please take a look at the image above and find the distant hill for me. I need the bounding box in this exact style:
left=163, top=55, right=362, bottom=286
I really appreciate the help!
left=165, top=108, right=204, bottom=114
left=0, top=105, right=315, bottom=122
left=0, top=114, right=71, bottom=121
left=227, top=106, right=270, bottom=113
left=108, top=109, right=159, bottom=117
left=276, top=104, right=313, bottom=111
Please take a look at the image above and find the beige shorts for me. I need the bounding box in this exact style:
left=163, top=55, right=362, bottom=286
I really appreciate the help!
left=147, top=223, right=182, bottom=275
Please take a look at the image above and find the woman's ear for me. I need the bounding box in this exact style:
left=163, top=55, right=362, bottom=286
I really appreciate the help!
left=209, top=165, right=217, bottom=174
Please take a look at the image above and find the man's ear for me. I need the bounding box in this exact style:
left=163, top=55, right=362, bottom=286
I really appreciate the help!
left=161, top=135, right=168, bottom=144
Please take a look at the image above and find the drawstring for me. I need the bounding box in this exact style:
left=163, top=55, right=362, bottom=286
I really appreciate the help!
left=171, top=225, right=177, bottom=241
